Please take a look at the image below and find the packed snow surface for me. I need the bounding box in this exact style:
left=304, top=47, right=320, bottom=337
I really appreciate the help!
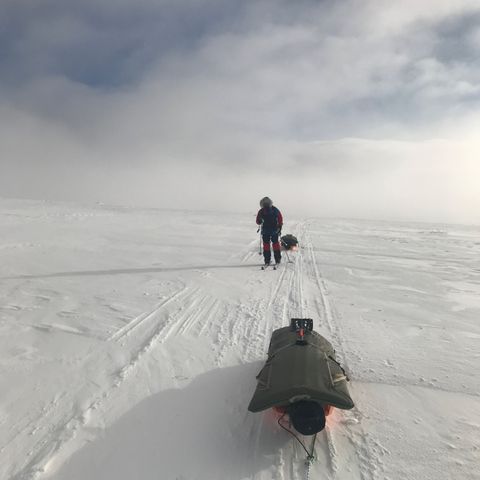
left=1, top=198, right=479, bottom=480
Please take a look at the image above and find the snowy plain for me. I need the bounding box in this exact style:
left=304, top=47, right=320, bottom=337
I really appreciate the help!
left=1, top=198, right=479, bottom=480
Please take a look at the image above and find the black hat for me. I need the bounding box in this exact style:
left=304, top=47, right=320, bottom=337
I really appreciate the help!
left=288, top=401, right=326, bottom=435
left=260, top=197, right=273, bottom=208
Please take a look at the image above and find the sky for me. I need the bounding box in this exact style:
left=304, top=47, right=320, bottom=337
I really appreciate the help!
left=1, top=0, right=479, bottom=224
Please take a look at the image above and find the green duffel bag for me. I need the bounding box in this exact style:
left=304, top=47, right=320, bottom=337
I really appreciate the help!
left=248, top=320, right=354, bottom=414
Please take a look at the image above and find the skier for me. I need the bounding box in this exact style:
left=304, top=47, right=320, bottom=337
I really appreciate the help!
left=256, top=197, right=283, bottom=266
left=248, top=319, right=354, bottom=436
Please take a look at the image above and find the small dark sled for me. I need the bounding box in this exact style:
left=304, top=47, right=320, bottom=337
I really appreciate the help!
left=281, top=234, right=299, bottom=250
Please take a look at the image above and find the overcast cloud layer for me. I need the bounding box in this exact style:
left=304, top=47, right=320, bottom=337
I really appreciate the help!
left=1, top=0, right=479, bottom=223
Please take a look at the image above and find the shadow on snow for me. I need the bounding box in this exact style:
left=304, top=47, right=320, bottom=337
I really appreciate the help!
left=50, top=362, right=289, bottom=480
left=2, top=263, right=261, bottom=280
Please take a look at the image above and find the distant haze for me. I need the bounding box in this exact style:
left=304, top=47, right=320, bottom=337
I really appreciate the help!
left=1, top=0, right=479, bottom=224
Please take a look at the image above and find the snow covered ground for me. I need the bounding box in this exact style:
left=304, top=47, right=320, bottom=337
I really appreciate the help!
left=1, top=198, right=479, bottom=480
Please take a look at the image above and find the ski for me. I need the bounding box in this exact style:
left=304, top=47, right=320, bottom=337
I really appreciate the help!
left=261, top=264, right=279, bottom=270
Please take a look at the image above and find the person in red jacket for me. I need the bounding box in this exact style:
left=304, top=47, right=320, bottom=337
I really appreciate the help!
left=256, top=197, right=283, bottom=265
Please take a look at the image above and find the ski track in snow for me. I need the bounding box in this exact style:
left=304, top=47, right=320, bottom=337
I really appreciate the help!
left=303, top=227, right=376, bottom=480
left=108, top=285, right=188, bottom=342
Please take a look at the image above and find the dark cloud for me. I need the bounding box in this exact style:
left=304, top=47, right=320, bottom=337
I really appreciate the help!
left=433, top=9, right=480, bottom=65
left=0, top=0, right=247, bottom=88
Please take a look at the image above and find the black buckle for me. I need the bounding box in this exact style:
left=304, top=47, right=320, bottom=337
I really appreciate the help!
left=290, top=318, right=313, bottom=344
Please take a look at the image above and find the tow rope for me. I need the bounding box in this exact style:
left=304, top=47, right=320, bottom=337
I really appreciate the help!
left=277, top=413, right=317, bottom=479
